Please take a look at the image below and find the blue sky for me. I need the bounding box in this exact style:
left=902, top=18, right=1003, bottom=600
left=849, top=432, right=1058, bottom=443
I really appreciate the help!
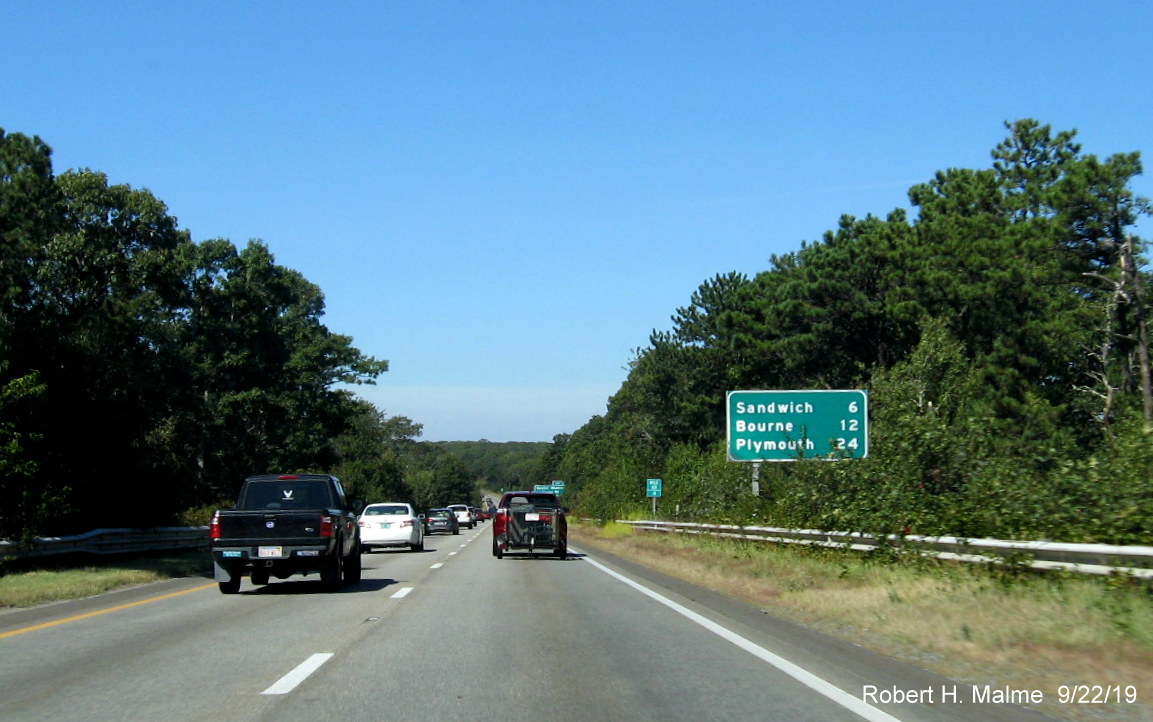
left=5, top=2, right=1151, bottom=442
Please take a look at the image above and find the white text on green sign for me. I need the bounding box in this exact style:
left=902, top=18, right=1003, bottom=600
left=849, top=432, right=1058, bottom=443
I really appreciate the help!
left=727, top=390, right=868, bottom=462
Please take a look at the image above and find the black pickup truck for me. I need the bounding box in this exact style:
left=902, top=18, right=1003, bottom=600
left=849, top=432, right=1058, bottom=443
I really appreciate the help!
left=210, top=474, right=362, bottom=594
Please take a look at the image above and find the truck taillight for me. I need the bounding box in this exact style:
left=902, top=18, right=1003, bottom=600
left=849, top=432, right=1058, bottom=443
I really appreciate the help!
left=319, top=516, right=333, bottom=537
left=539, top=513, right=552, bottom=522
left=210, top=511, right=221, bottom=540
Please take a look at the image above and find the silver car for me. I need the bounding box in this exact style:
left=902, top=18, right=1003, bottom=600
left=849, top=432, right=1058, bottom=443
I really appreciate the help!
left=424, top=508, right=460, bottom=535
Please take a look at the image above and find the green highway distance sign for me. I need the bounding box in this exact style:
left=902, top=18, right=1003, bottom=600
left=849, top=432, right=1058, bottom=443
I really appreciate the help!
left=727, top=390, right=868, bottom=462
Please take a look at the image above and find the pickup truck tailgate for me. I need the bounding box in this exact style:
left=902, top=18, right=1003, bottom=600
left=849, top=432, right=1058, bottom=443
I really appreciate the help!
left=213, top=510, right=329, bottom=543
left=507, top=508, right=560, bottom=545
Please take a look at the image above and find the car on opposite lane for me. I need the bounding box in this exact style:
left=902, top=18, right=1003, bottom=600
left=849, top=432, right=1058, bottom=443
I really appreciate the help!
left=358, top=502, right=425, bottom=552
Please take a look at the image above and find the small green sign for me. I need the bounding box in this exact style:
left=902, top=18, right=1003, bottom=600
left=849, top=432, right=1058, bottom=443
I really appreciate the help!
left=727, top=390, right=868, bottom=462
left=534, top=481, right=566, bottom=495
left=646, top=478, right=663, bottom=498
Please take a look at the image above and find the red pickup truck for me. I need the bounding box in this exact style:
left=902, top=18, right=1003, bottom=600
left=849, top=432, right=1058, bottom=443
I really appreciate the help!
left=491, top=491, right=568, bottom=559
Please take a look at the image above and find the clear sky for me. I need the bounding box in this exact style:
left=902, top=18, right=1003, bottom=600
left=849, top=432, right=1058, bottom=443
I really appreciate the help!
left=5, top=1, right=1151, bottom=442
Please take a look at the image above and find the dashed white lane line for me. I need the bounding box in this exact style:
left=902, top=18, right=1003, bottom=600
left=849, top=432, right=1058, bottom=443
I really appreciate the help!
left=261, top=653, right=334, bottom=695
left=259, top=536, right=491, bottom=698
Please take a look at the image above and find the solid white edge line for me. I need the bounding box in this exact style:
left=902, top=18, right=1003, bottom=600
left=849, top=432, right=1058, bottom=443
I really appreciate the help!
left=260, top=652, right=334, bottom=695
left=574, top=547, right=902, bottom=722
left=391, top=586, right=414, bottom=599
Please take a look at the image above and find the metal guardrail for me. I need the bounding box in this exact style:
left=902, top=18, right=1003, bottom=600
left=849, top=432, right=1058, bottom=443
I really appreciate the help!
left=7, top=522, right=1153, bottom=579
left=618, top=520, right=1153, bottom=579
left=0, top=527, right=210, bottom=560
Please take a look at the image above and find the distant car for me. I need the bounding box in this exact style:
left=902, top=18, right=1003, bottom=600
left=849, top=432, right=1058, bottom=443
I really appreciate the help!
left=470, top=506, right=484, bottom=522
left=424, top=508, right=460, bottom=535
left=448, top=504, right=475, bottom=529
left=358, top=502, right=424, bottom=552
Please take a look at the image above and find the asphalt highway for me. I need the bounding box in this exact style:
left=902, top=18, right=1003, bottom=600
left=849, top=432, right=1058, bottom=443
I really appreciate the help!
left=0, top=525, right=1052, bottom=721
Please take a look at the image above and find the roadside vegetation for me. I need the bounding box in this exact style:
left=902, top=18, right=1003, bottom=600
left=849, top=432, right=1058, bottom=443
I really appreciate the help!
left=544, top=120, right=1153, bottom=548
left=0, top=550, right=209, bottom=609
left=5, top=119, right=1151, bottom=552
left=571, top=522, right=1153, bottom=722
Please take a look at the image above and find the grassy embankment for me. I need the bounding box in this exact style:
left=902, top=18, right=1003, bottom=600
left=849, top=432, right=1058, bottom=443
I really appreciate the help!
left=0, top=550, right=211, bottom=609
left=570, top=522, right=1153, bottom=722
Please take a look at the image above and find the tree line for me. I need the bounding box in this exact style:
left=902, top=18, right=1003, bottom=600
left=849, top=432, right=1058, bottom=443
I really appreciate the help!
left=0, top=129, right=478, bottom=543
left=7, top=119, right=1150, bottom=547
left=432, top=440, right=551, bottom=493
left=545, top=120, right=1153, bottom=545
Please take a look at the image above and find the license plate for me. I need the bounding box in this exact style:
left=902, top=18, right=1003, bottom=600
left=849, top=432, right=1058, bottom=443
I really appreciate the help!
left=258, top=546, right=283, bottom=558
left=379, top=522, right=391, bottom=529
left=525, top=512, right=540, bottom=521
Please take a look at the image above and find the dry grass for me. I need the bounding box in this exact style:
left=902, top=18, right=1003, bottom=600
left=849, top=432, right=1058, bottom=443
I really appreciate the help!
left=571, top=524, right=1153, bottom=722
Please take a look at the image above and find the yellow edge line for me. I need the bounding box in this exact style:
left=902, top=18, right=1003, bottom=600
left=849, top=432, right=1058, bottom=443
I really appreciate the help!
left=0, top=582, right=217, bottom=640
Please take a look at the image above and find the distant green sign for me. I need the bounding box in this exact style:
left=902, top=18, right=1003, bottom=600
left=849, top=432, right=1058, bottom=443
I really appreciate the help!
left=727, top=390, right=868, bottom=462
left=534, top=481, right=566, bottom=495
left=646, top=478, right=662, bottom=498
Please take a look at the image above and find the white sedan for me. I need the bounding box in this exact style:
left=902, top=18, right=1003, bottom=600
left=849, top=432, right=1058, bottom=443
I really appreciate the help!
left=358, top=503, right=425, bottom=552
left=448, top=503, right=475, bottom=529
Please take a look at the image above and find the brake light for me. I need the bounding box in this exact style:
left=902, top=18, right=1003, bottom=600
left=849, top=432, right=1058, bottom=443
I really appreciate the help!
left=357, top=520, right=366, bottom=528
left=400, top=520, right=413, bottom=528
left=210, top=511, right=221, bottom=540
left=539, top=513, right=552, bottom=522
left=277, top=474, right=299, bottom=480
left=319, top=515, right=333, bottom=537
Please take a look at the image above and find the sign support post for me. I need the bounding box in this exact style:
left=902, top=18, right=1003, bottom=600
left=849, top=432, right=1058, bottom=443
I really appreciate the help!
left=646, top=478, right=662, bottom=517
